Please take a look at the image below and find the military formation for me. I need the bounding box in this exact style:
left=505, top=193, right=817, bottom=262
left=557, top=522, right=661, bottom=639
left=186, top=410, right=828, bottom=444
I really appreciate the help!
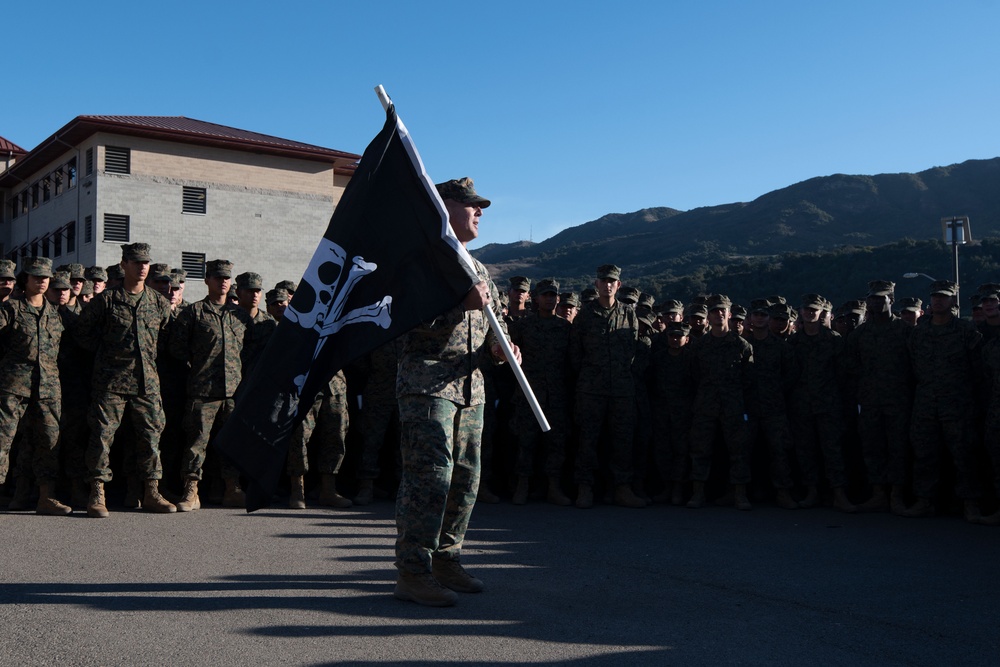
left=3, top=247, right=1000, bottom=531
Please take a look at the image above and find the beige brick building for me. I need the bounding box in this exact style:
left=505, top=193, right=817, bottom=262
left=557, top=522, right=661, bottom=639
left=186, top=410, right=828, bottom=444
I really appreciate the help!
left=0, top=116, right=359, bottom=301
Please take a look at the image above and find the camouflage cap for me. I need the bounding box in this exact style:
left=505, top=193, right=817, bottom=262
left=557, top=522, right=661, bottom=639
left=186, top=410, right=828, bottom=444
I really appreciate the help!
left=750, top=298, right=772, bottom=314
left=171, top=268, right=187, bottom=283
left=266, top=287, right=290, bottom=305
left=580, top=287, right=598, bottom=303
left=149, top=263, right=172, bottom=280
left=535, top=278, right=559, bottom=294
left=686, top=303, right=708, bottom=317
left=768, top=303, right=793, bottom=320
left=80, top=280, right=94, bottom=296
left=660, top=299, right=684, bottom=314
left=508, top=276, right=531, bottom=292
left=971, top=294, right=984, bottom=308
left=50, top=270, right=71, bottom=289
left=637, top=309, right=657, bottom=327
left=929, top=280, right=958, bottom=297
left=22, top=256, right=54, bottom=278
left=638, top=293, right=656, bottom=309
left=730, top=304, right=748, bottom=320
left=619, top=286, right=640, bottom=305
left=837, top=300, right=867, bottom=317
left=897, top=297, right=923, bottom=312
left=66, top=263, right=86, bottom=280
left=121, top=242, right=152, bottom=262
left=559, top=291, right=581, bottom=307
left=236, top=272, right=264, bottom=290
left=435, top=177, right=491, bottom=208
left=801, top=293, right=827, bottom=309
left=706, top=294, right=732, bottom=311
left=667, top=322, right=692, bottom=336
left=206, top=259, right=233, bottom=279
left=867, top=280, right=895, bottom=297
left=977, top=282, right=1000, bottom=298
left=85, top=265, right=108, bottom=282
left=106, top=264, right=125, bottom=280
left=0, top=259, right=15, bottom=279
left=275, top=280, right=296, bottom=293
left=596, top=264, right=621, bottom=280
left=767, top=295, right=787, bottom=305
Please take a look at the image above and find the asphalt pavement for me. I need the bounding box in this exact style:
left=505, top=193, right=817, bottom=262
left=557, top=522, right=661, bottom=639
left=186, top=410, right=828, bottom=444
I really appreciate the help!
left=1, top=495, right=998, bottom=666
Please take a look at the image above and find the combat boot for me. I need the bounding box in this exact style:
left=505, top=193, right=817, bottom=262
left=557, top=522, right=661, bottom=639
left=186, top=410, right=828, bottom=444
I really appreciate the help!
left=963, top=500, right=982, bottom=524
left=832, top=487, right=857, bottom=513
left=319, top=474, right=352, bottom=508
left=671, top=483, right=684, bottom=506
left=798, top=485, right=819, bottom=509
left=7, top=476, right=33, bottom=510
left=36, top=482, right=72, bottom=516
left=143, top=480, right=177, bottom=513
left=87, top=481, right=109, bottom=518
left=632, top=480, right=652, bottom=506
left=289, top=475, right=306, bottom=509
left=889, top=485, right=907, bottom=516
left=70, top=478, right=89, bottom=509
left=432, top=558, right=484, bottom=593
left=614, top=484, right=646, bottom=509
left=734, top=484, right=752, bottom=511
left=477, top=482, right=500, bottom=504
left=124, top=476, right=143, bottom=509
left=353, top=479, right=374, bottom=506
left=176, top=479, right=201, bottom=512
left=222, top=478, right=246, bottom=508
left=512, top=476, right=530, bottom=505
left=979, top=510, right=1000, bottom=526
left=575, top=484, right=594, bottom=509
left=686, top=481, right=706, bottom=509
left=858, top=485, right=888, bottom=512
left=714, top=489, right=735, bottom=507
left=546, top=477, right=571, bottom=506
left=394, top=570, right=458, bottom=607
left=774, top=488, right=798, bottom=510
left=902, top=497, right=934, bottom=518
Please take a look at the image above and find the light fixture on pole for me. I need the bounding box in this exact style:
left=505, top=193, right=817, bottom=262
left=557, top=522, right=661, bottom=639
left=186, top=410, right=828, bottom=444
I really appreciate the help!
left=941, top=216, right=971, bottom=312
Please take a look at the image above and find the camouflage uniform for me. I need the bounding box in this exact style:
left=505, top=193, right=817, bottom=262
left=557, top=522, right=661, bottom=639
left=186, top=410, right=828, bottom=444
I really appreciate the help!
left=286, top=370, right=349, bottom=476
left=356, top=338, right=404, bottom=483
left=394, top=256, right=507, bottom=575
left=747, top=329, right=797, bottom=490
left=649, top=328, right=695, bottom=485
left=0, top=295, right=64, bottom=485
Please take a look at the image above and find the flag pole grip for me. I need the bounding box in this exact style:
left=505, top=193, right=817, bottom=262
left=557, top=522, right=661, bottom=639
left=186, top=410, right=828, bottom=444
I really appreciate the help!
left=483, top=306, right=551, bottom=433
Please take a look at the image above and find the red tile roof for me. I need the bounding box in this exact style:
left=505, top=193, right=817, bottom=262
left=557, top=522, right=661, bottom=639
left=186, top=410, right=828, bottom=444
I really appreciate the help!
left=0, top=135, right=27, bottom=155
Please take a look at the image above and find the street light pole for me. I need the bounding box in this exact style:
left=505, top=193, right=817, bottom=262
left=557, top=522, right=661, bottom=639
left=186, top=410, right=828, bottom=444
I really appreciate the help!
left=941, top=216, right=971, bottom=314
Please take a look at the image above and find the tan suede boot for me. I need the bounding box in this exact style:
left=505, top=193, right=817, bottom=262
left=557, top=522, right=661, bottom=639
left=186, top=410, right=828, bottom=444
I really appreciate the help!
left=774, top=488, right=798, bottom=510
left=289, top=475, right=306, bottom=509
left=902, top=497, right=934, bottom=518
left=353, top=479, right=374, bottom=506
left=176, top=479, right=201, bottom=512
left=575, top=484, right=594, bottom=509
left=832, top=487, right=857, bottom=513
left=319, top=474, right=352, bottom=508
left=143, top=480, right=177, bottom=513
left=123, top=476, right=143, bottom=509
left=687, top=481, right=706, bottom=508
left=36, top=481, right=72, bottom=516
left=546, top=477, right=572, bottom=506
left=734, top=484, right=752, bottom=511
left=614, top=484, right=647, bottom=508
left=394, top=570, right=458, bottom=607
left=87, top=480, right=109, bottom=518
left=222, top=478, right=246, bottom=508
left=857, top=485, right=888, bottom=512
left=798, top=485, right=819, bottom=509
left=889, top=485, right=907, bottom=516
left=512, top=476, right=530, bottom=505
left=70, top=478, right=89, bottom=509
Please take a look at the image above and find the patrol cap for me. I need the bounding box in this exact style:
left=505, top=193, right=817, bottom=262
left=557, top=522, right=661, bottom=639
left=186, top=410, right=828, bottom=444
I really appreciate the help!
left=149, top=263, right=172, bottom=280
left=559, top=291, right=580, bottom=307
left=929, top=280, right=958, bottom=297
left=638, top=309, right=657, bottom=327
left=619, top=286, right=640, bottom=305
left=0, top=259, right=15, bottom=279
left=691, top=295, right=709, bottom=305
left=971, top=294, right=984, bottom=308
left=977, top=282, right=1000, bottom=299
left=580, top=287, right=598, bottom=303
left=22, top=256, right=54, bottom=278
left=275, top=280, right=296, bottom=293
left=897, top=297, right=923, bottom=312
left=867, top=280, right=895, bottom=297
left=706, top=294, right=732, bottom=311
left=667, top=322, right=692, bottom=336
left=80, top=280, right=94, bottom=296
left=638, top=292, right=655, bottom=309
left=596, top=264, right=621, bottom=281
left=661, top=299, right=684, bottom=314
left=508, top=276, right=531, bottom=292
left=535, top=278, right=559, bottom=294
left=206, top=259, right=233, bottom=279
left=801, top=293, right=827, bottom=309
left=121, top=243, right=152, bottom=262
left=837, top=300, right=867, bottom=317
left=66, top=263, right=86, bottom=280
left=49, top=270, right=71, bottom=289
left=498, top=291, right=509, bottom=308
left=767, top=295, right=787, bottom=305
left=266, top=287, right=290, bottom=305
left=768, top=303, right=793, bottom=320
left=106, top=264, right=125, bottom=281
left=750, top=298, right=771, bottom=314
left=730, top=304, right=747, bottom=320
left=686, top=303, right=708, bottom=317
left=85, top=266, right=108, bottom=283
left=236, top=272, right=264, bottom=290
left=171, top=268, right=187, bottom=284
left=436, top=177, right=490, bottom=208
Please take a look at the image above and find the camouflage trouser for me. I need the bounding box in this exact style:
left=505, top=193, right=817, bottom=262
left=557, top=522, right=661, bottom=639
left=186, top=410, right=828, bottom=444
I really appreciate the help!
left=0, top=393, right=60, bottom=484
left=181, top=397, right=237, bottom=481
left=983, top=420, right=1000, bottom=496
left=858, top=403, right=911, bottom=487
left=791, top=410, right=847, bottom=488
left=748, top=413, right=795, bottom=489
left=689, top=412, right=751, bottom=484
left=59, top=392, right=90, bottom=482
left=86, top=391, right=165, bottom=483
left=910, top=407, right=979, bottom=499
left=286, top=389, right=348, bottom=476
left=652, top=408, right=691, bottom=483
left=395, top=395, right=483, bottom=575
left=574, top=392, right=635, bottom=486
left=513, top=390, right=569, bottom=479
left=356, top=397, right=400, bottom=481
left=632, top=389, right=652, bottom=484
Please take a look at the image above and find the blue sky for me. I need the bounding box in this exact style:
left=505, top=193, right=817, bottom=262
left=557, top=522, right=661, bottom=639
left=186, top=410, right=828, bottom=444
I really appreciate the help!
left=5, top=1, right=999, bottom=249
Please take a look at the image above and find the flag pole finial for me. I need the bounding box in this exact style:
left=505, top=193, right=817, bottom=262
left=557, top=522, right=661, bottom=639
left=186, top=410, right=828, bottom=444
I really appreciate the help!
left=374, top=85, right=392, bottom=111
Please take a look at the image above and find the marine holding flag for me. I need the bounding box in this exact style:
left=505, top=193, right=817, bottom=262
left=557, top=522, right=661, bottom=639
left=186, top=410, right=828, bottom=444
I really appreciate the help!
left=393, top=177, right=521, bottom=608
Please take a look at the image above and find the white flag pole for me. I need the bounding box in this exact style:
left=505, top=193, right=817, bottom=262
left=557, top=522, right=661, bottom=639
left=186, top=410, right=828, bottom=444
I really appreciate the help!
left=374, top=85, right=551, bottom=433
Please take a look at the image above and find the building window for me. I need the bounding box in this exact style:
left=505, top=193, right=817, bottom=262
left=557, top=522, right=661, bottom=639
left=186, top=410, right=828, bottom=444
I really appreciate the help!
left=42, top=178, right=52, bottom=203
left=85, top=216, right=93, bottom=244
left=85, top=148, right=94, bottom=176
left=182, top=186, right=207, bottom=214
left=105, top=146, right=131, bottom=174
left=19, top=191, right=28, bottom=215
left=103, top=214, right=130, bottom=242
left=67, top=158, right=77, bottom=189
left=31, top=241, right=38, bottom=257
left=54, top=232, right=62, bottom=257
left=54, top=168, right=64, bottom=197
left=10, top=196, right=17, bottom=221
left=182, top=252, right=206, bottom=280
left=42, top=237, right=50, bottom=258
left=67, top=221, right=76, bottom=253
left=31, top=183, right=39, bottom=209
